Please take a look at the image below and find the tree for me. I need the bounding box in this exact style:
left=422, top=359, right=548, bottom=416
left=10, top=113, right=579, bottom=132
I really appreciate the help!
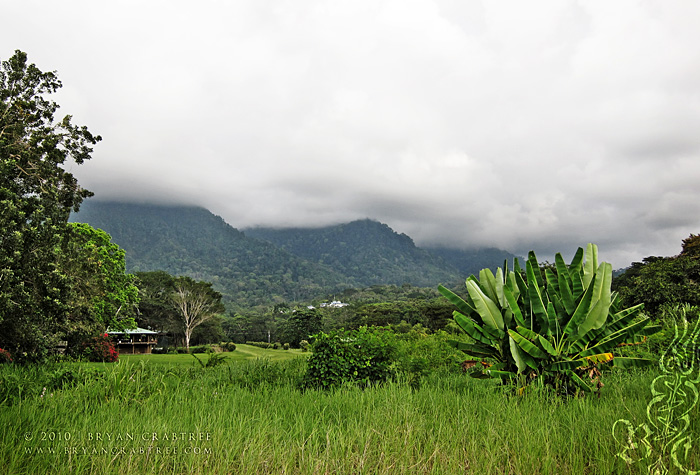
left=614, top=234, right=700, bottom=315
left=60, top=223, right=138, bottom=348
left=681, top=233, right=700, bottom=258
left=278, top=307, right=322, bottom=347
left=171, top=276, right=225, bottom=351
left=0, top=50, right=101, bottom=362
left=134, top=271, right=179, bottom=332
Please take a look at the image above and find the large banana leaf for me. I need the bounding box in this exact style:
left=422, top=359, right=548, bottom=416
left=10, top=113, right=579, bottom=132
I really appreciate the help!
left=509, top=330, right=547, bottom=359
left=576, top=262, right=612, bottom=335
left=566, top=370, right=594, bottom=392
left=466, top=280, right=505, bottom=332
left=527, top=251, right=544, bottom=287
left=504, top=286, right=526, bottom=328
left=438, top=284, right=476, bottom=317
left=555, top=253, right=570, bottom=281
left=448, top=340, right=497, bottom=359
left=578, top=317, right=652, bottom=357
left=569, top=247, right=584, bottom=272
left=452, top=311, right=493, bottom=345
left=479, top=268, right=499, bottom=305
left=570, top=269, right=585, bottom=300
left=526, top=259, right=549, bottom=333
left=562, top=275, right=597, bottom=336
left=582, top=243, right=598, bottom=289
left=509, top=335, right=531, bottom=372
left=495, top=267, right=507, bottom=307
left=557, top=272, right=576, bottom=315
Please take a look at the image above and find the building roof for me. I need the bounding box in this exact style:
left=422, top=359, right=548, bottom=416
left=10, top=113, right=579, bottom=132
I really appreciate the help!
left=106, top=327, right=159, bottom=335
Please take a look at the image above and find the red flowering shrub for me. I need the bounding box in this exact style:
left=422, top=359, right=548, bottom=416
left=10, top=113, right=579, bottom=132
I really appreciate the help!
left=81, top=334, right=119, bottom=362
left=0, top=348, right=12, bottom=364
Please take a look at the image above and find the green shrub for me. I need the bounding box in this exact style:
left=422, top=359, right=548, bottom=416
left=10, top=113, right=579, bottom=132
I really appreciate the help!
left=299, top=340, right=310, bottom=352
left=283, top=343, right=290, bottom=350
left=221, top=342, right=236, bottom=352
left=390, top=329, right=465, bottom=384
left=0, top=348, right=12, bottom=364
left=80, top=334, right=119, bottom=362
left=301, top=327, right=396, bottom=390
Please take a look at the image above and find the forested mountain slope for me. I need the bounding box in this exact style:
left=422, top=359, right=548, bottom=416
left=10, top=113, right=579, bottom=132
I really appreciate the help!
left=423, top=246, right=523, bottom=279
left=245, top=219, right=462, bottom=288
left=72, top=201, right=521, bottom=310
left=70, top=201, right=352, bottom=310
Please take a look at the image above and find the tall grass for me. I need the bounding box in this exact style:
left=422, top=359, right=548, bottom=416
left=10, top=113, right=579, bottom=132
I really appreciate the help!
left=1, top=359, right=696, bottom=474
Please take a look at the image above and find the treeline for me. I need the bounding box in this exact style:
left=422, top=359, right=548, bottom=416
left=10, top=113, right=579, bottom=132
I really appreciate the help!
left=134, top=276, right=456, bottom=349
left=613, top=233, right=700, bottom=314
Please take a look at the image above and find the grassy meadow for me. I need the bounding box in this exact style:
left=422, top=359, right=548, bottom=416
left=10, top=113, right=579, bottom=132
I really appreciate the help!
left=1, top=348, right=697, bottom=475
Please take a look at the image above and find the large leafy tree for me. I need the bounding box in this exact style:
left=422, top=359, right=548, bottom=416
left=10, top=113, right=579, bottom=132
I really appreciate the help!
left=0, top=50, right=101, bottom=361
left=60, top=223, right=138, bottom=347
left=171, top=276, right=225, bottom=351
left=134, top=270, right=180, bottom=332
left=613, top=234, right=700, bottom=315
left=278, top=307, right=323, bottom=347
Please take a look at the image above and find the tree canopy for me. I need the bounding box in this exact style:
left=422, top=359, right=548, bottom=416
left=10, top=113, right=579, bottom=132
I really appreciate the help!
left=61, top=223, right=138, bottom=346
left=0, top=50, right=101, bottom=361
left=171, top=276, right=225, bottom=351
left=614, top=234, right=700, bottom=315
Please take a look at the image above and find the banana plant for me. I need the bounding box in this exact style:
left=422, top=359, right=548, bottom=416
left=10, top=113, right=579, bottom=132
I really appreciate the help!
left=439, top=244, right=660, bottom=395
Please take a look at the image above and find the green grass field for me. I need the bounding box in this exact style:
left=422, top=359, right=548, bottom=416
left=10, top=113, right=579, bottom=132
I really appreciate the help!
left=69, top=345, right=308, bottom=371
left=124, top=345, right=308, bottom=364
left=1, top=353, right=697, bottom=474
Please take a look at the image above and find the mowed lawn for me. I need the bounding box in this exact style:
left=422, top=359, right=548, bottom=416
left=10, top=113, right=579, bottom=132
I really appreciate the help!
left=72, top=344, right=308, bottom=370
left=120, top=344, right=307, bottom=364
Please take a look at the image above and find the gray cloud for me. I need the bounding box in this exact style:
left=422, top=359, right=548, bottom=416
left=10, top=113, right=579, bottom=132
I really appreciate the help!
left=3, top=0, right=700, bottom=268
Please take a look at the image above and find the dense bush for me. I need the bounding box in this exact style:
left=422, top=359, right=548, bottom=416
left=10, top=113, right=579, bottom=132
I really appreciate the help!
left=301, top=327, right=396, bottom=390
left=0, top=348, right=12, bottom=364
left=81, top=334, right=119, bottom=362
left=221, top=342, right=237, bottom=352
left=388, top=327, right=465, bottom=378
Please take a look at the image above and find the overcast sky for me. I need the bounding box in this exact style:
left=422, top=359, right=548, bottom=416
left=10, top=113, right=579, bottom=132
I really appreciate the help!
left=3, top=0, right=700, bottom=268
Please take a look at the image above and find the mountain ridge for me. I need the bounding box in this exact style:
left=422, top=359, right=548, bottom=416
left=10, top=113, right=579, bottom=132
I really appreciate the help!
left=71, top=200, right=520, bottom=310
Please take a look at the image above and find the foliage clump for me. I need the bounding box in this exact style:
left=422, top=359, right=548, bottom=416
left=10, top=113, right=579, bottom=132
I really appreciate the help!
left=301, top=328, right=396, bottom=390
left=0, top=50, right=102, bottom=362
left=80, top=333, right=119, bottom=363
left=0, top=348, right=12, bottom=364
left=440, top=244, right=659, bottom=396
left=614, top=234, right=700, bottom=315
